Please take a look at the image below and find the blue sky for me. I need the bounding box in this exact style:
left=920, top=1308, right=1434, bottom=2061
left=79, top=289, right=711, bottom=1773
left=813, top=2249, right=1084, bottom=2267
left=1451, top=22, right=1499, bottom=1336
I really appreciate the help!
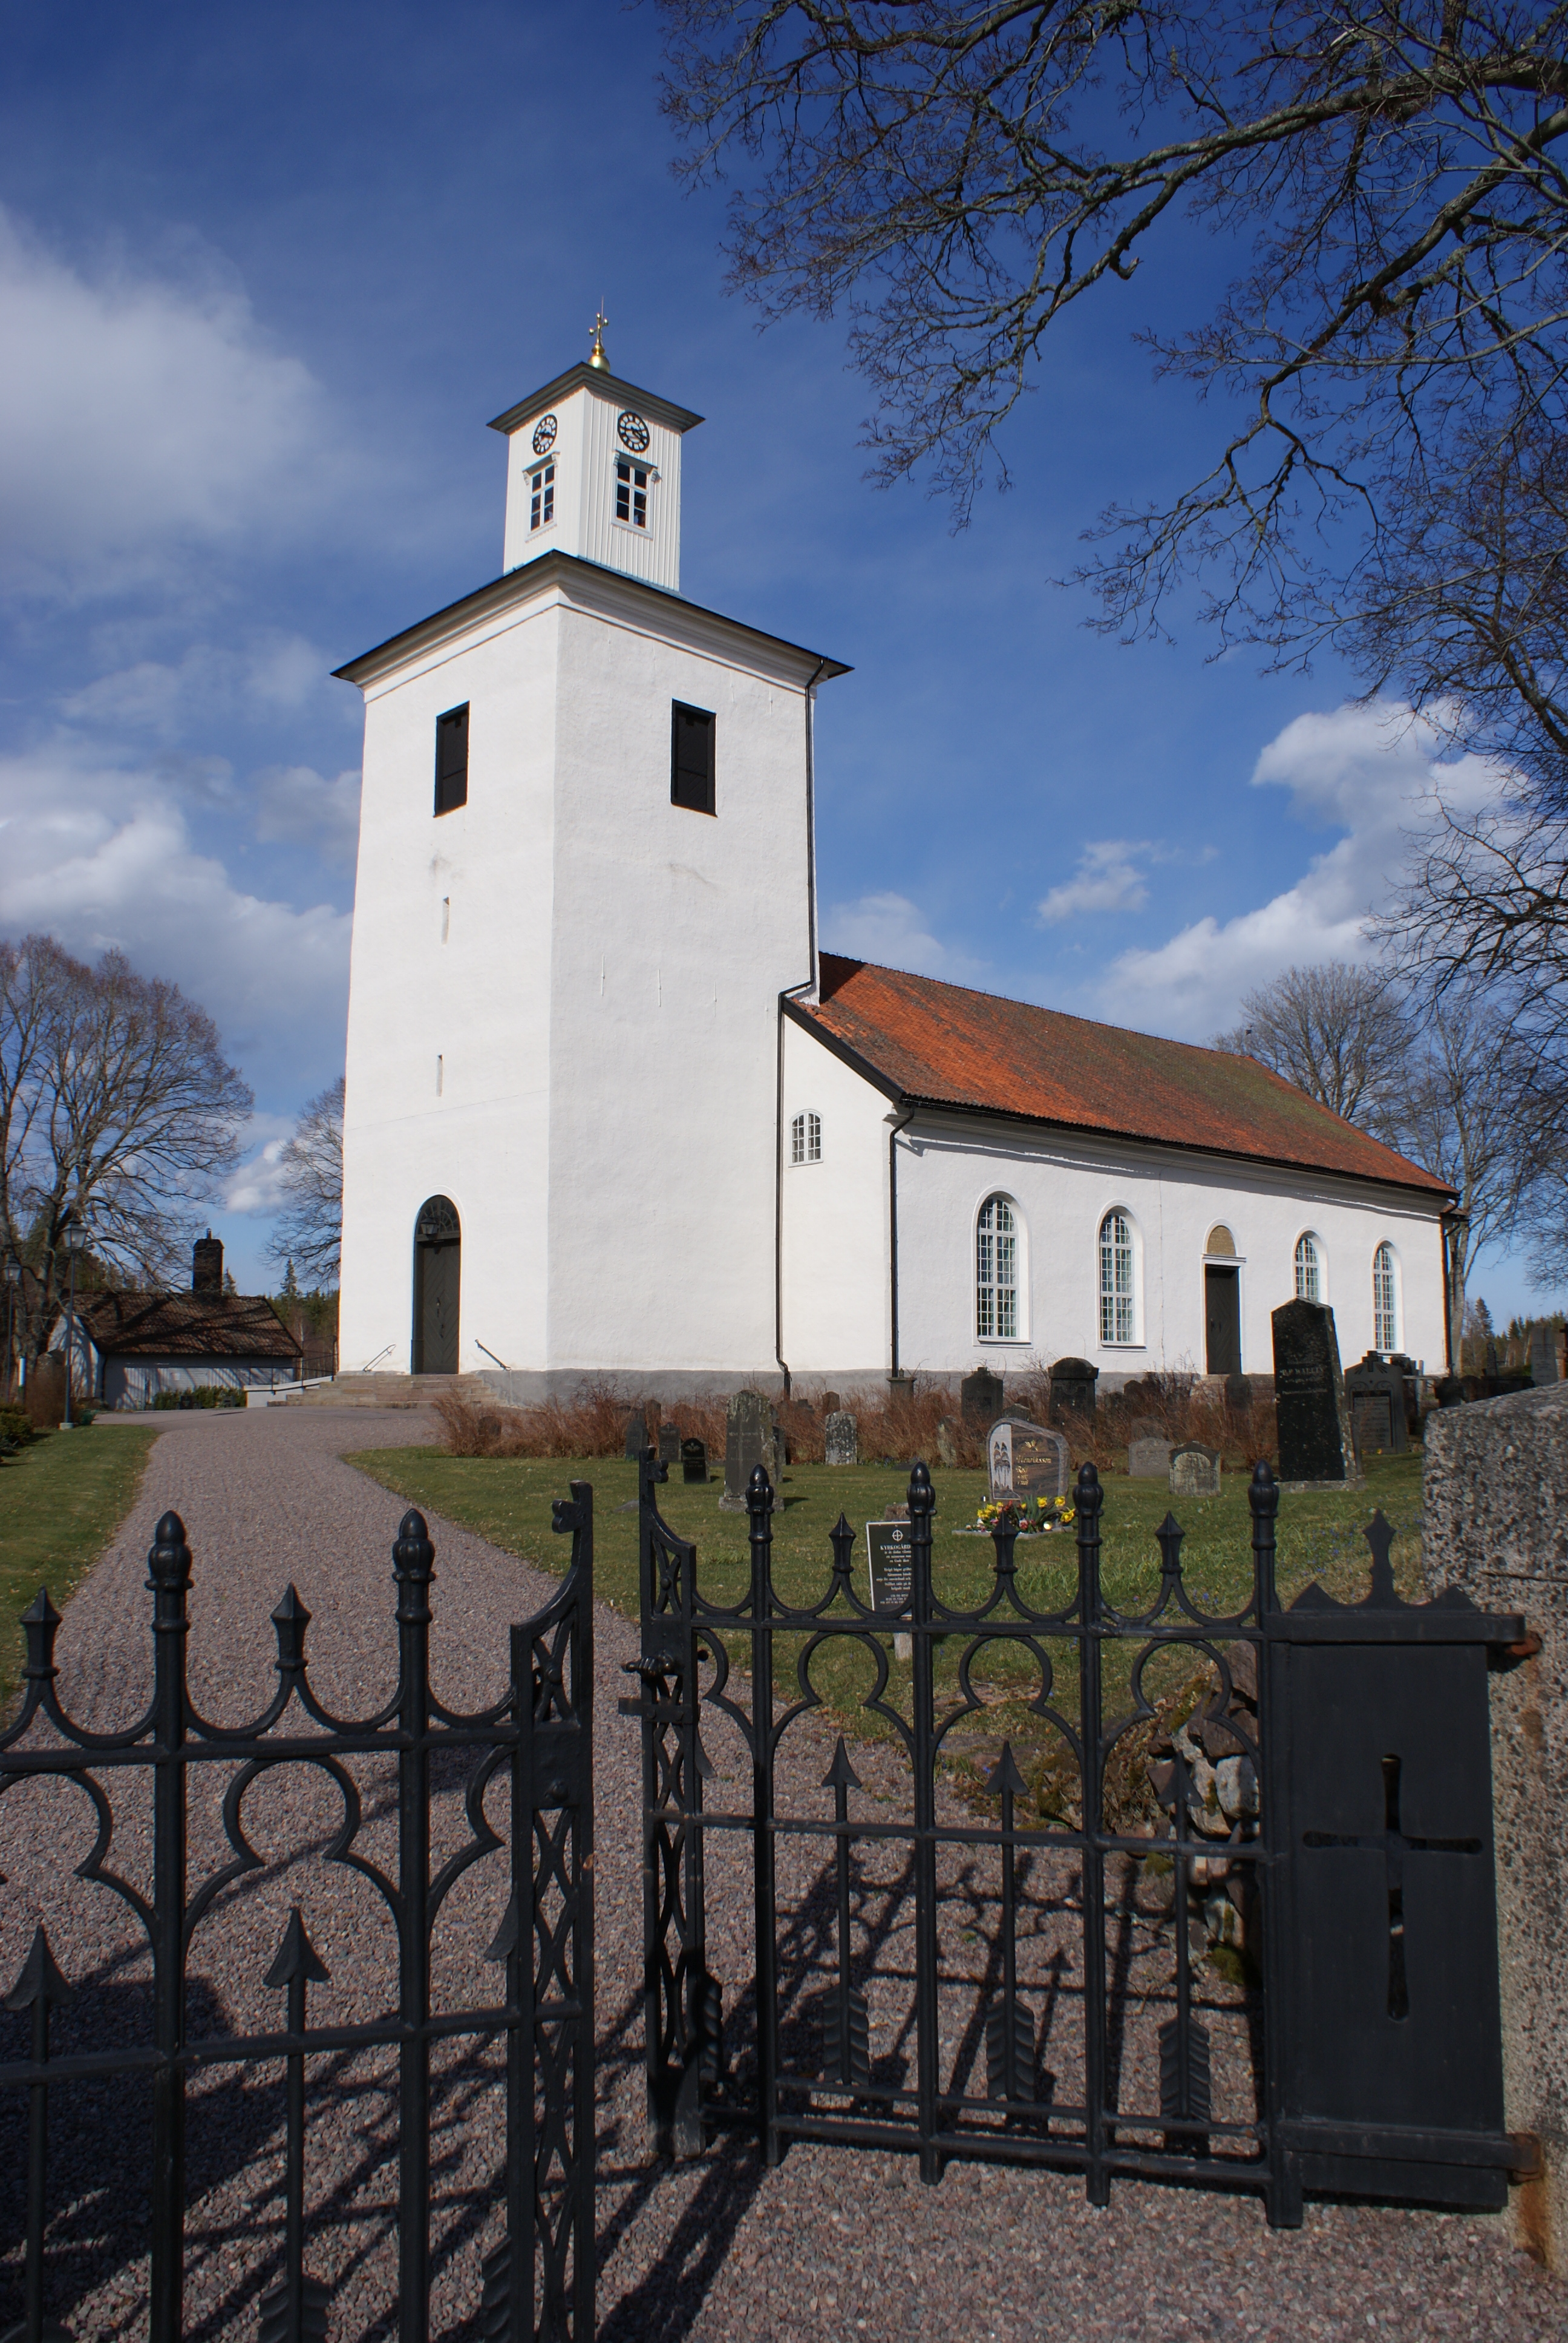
left=0, top=0, right=1538, bottom=1322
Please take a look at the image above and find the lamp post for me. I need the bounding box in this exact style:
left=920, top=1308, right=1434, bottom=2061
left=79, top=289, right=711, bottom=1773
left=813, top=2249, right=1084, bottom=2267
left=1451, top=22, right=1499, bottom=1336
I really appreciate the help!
left=3, top=1259, right=19, bottom=1404
left=62, top=1222, right=88, bottom=1430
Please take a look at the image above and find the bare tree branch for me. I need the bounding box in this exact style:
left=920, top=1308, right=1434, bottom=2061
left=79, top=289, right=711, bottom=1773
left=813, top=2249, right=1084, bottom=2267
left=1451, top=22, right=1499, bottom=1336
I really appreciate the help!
left=266, top=1078, right=343, bottom=1289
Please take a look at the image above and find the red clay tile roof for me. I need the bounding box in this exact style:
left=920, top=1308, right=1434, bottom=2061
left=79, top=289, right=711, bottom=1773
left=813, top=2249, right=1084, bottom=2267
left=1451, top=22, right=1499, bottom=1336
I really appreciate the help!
left=80, top=1292, right=302, bottom=1360
left=795, top=955, right=1452, bottom=1198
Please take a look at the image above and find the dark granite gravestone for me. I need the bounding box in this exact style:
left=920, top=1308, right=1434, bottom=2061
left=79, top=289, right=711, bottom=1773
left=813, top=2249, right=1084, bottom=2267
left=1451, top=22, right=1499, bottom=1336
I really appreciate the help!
left=1272, top=1299, right=1361, bottom=1486
left=721, top=1389, right=781, bottom=1512
left=1224, top=1373, right=1252, bottom=1417
left=821, top=1390, right=841, bottom=1414
left=1169, top=1443, right=1221, bottom=1498
left=1530, top=1323, right=1562, bottom=1387
left=961, top=1366, right=1005, bottom=1429
left=1344, top=1351, right=1410, bottom=1456
left=681, top=1436, right=708, bottom=1484
left=1049, top=1357, right=1099, bottom=1422
left=825, top=1409, right=858, bottom=1467
left=987, top=1418, right=1070, bottom=1501
left=1128, top=1436, right=1173, bottom=1480
left=658, top=1423, right=680, bottom=1467
left=624, top=1411, right=648, bottom=1461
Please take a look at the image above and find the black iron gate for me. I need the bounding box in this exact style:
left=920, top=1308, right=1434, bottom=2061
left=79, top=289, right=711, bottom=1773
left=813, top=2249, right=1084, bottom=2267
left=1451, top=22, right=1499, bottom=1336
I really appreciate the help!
left=0, top=1492, right=595, bottom=2343
left=629, top=1450, right=1535, bottom=2220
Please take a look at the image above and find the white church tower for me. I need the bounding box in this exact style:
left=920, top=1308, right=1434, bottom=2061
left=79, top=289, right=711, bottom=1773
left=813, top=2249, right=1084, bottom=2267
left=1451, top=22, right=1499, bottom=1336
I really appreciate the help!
left=335, top=322, right=848, bottom=1391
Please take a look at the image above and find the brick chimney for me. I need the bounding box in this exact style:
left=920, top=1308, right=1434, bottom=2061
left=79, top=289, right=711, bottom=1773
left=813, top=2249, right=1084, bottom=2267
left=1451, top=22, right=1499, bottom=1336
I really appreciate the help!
left=192, top=1231, right=223, bottom=1295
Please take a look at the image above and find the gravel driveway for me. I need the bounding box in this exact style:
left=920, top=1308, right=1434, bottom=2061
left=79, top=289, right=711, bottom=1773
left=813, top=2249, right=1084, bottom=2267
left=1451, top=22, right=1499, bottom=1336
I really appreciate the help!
left=1, top=1408, right=1562, bottom=2342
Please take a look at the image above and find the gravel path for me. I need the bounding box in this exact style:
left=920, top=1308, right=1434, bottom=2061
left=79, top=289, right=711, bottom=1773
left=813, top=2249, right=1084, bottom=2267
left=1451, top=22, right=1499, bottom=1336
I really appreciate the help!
left=1, top=1409, right=1563, bottom=2342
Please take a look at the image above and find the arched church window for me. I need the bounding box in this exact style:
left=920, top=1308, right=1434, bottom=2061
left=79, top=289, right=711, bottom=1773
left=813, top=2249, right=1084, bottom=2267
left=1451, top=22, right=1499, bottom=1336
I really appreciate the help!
left=791, top=1112, right=822, bottom=1165
left=976, top=1195, right=1019, bottom=1340
left=1295, top=1232, right=1322, bottom=1303
left=1373, top=1242, right=1399, bottom=1352
left=1099, top=1210, right=1136, bottom=1345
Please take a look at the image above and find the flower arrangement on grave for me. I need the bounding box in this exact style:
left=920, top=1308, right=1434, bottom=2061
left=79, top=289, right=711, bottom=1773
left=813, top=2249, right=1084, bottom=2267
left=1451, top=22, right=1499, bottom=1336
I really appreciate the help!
left=975, top=1493, right=1074, bottom=1536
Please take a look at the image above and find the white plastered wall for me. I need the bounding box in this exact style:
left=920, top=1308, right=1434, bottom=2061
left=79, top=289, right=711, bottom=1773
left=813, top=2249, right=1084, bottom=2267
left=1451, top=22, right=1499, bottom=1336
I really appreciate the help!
left=779, top=1017, right=892, bottom=1378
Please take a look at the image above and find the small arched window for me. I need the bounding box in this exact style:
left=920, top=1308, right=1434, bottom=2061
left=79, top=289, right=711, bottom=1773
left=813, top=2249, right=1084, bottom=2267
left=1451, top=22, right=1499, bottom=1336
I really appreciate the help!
left=1373, top=1242, right=1399, bottom=1352
left=1206, top=1224, right=1236, bottom=1256
left=1295, top=1232, right=1322, bottom=1303
left=790, top=1111, right=822, bottom=1165
left=1100, top=1210, right=1135, bottom=1344
left=976, top=1195, right=1018, bottom=1340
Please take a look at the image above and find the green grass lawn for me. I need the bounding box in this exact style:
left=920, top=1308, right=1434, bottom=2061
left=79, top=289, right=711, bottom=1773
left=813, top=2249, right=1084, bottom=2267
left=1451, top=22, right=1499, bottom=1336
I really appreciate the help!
left=347, top=1444, right=1423, bottom=1777
left=0, top=1424, right=160, bottom=1704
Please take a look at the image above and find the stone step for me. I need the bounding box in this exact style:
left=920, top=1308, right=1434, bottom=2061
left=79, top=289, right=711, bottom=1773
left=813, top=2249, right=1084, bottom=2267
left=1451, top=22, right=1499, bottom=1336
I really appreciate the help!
left=283, top=1371, right=493, bottom=1409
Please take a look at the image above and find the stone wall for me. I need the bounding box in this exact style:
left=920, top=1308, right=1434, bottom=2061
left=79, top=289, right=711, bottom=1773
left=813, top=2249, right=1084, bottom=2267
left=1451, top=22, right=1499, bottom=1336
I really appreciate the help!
left=1423, top=1384, right=1568, bottom=2269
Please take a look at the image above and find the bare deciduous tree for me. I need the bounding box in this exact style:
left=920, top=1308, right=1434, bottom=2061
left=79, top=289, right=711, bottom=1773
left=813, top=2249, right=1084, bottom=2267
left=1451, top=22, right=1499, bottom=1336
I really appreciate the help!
left=1213, top=962, right=1409, bottom=1122
left=0, top=934, right=253, bottom=1358
left=661, top=3, right=1568, bottom=796
left=266, top=1077, right=344, bottom=1288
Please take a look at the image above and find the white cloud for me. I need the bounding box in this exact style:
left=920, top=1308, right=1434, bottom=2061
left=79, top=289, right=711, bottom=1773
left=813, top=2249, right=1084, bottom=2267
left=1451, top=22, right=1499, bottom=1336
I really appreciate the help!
left=223, top=1118, right=297, bottom=1216
left=820, top=890, right=987, bottom=981
left=252, top=764, right=362, bottom=862
left=0, top=209, right=356, bottom=598
left=1098, top=701, right=1503, bottom=1038
left=61, top=634, right=332, bottom=741
left=0, top=734, right=351, bottom=1065
left=1039, top=839, right=1154, bottom=923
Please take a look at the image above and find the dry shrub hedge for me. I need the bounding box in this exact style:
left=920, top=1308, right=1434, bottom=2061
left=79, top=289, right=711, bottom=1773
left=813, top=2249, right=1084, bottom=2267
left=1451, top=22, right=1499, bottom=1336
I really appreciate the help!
left=431, top=1368, right=1279, bottom=1471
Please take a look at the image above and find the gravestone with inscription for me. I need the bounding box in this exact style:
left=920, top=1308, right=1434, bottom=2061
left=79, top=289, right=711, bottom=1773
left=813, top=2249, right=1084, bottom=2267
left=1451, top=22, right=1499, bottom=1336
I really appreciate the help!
left=825, top=1409, right=858, bottom=1467
left=1128, top=1435, right=1173, bottom=1480
left=961, top=1366, right=1005, bottom=1429
left=1272, top=1299, right=1361, bottom=1486
left=987, top=1417, right=1070, bottom=1502
left=721, top=1388, right=782, bottom=1512
left=1344, top=1351, right=1410, bottom=1456
left=1049, top=1357, right=1099, bottom=1421
left=658, top=1423, right=681, bottom=1468
left=936, top=1417, right=958, bottom=1469
left=681, top=1436, right=708, bottom=1484
left=1530, top=1323, right=1562, bottom=1387
left=1169, top=1443, right=1221, bottom=1498
left=623, top=1410, right=648, bottom=1461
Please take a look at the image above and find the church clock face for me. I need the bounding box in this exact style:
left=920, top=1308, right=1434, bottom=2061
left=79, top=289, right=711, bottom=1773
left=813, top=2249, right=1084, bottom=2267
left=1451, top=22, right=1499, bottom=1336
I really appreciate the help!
left=532, top=415, right=557, bottom=454
left=616, top=410, right=650, bottom=453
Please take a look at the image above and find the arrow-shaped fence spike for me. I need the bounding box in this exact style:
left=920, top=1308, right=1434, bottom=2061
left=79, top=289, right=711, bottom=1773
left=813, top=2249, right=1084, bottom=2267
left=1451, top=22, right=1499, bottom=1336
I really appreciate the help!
left=4, top=1923, right=74, bottom=2016
left=823, top=1737, right=863, bottom=1795
left=264, top=1908, right=330, bottom=1992
left=988, top=1742, right=1030, bottom=1802
left=485, top=1891, right=520, bottom=1966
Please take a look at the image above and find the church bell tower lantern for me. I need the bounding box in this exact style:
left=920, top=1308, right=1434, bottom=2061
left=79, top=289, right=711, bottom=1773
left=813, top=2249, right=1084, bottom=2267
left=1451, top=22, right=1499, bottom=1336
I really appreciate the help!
left=490, top=313, right=703, bottom=592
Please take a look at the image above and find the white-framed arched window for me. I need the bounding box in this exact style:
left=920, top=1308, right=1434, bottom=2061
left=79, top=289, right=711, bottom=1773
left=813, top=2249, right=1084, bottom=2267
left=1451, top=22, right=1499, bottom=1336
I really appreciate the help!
left=976, top=1194, right=1019, bottom=1340
left=1099, top=1209, right=1137, bottom=1345
left=1295, top=1231, right=1323, bottom=1303
left=790, top=1110, right=821, bottom=1165
left=1373, top=1241, right=1399, bottom=1352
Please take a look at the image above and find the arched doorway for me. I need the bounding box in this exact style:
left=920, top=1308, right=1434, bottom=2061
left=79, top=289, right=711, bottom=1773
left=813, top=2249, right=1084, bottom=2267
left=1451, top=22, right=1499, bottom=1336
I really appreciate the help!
left=412, top=1196, right=460, bottom=1374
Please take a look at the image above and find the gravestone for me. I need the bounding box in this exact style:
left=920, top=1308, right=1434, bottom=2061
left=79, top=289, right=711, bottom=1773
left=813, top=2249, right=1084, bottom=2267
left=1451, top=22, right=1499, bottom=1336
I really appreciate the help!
left=866, top=1518, right=915, bottom=1661
left=721, top=1388, right=781, bottom=1512
left=1530, top=1323, right=1562, bottom=1387
left=821, top=1390, right=841, bottom=1415
left=681, top=1436, right=708, bottom=1484
left=1127, top=1436, right=1173, bottom=1480
left=936, top=1417, right=958, bottom=1469
left=1272, top=1299, right=1361, bottom=1486
left=1344, top=1351, right=1410, bottom=1457
left=1049, top=1357, right=1098, bottom=1422
left=1129, top=1414, right=1166, bottom=1443
left=658, top=1423, right=681, bottom=1468
left=1224, top=1372, right=1252, bottom=1418
left=623, top=1410, right=647, bottom=1461
left=961, top=1366, right=1005, bottom=1429
left=987, top=1417, right=1070, bottom=1502
left=1423, top=1384, right=1568, bottom=2268
left=1169, top=1443, right=1221, bottom=1498
left=824, top=1409, right=858, bottom=1467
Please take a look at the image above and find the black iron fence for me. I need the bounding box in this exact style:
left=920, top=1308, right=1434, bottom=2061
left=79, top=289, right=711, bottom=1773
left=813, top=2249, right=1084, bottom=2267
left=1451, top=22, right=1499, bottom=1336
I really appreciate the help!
left=0, top=1494, right=595, bottom=2343
left=629, top=1452, right=1533, bottom=2221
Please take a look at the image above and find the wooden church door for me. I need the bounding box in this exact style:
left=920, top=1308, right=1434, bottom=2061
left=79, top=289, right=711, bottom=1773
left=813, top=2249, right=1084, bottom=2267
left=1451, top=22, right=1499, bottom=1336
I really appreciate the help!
left=1204, top=1263, right=1241, bottom=1375
left=413, top=1196, right=460, bottom=1374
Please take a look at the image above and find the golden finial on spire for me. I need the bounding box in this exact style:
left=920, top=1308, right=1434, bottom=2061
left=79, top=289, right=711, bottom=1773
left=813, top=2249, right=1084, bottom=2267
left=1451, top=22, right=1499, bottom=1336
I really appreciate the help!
left=588, top=309, right=610, bottom=370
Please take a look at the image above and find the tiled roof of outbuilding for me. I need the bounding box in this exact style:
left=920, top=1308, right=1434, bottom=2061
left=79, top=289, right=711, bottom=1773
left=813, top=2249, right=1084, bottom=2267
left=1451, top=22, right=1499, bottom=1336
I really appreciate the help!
left=80, top=1293, right=302, bottom=1361
left=793, top=955, right=1452, bottom=1198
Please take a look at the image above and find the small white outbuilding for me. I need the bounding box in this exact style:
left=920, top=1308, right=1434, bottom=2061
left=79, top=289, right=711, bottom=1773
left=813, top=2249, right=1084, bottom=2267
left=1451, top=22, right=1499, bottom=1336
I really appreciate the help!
left=333, top=332, right=1454, bottom=1398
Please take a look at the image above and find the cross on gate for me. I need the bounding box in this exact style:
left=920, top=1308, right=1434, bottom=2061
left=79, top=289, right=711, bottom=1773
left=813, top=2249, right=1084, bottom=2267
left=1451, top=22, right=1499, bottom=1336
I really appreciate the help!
left=1302, top=1751, right=1483, bottom=2020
